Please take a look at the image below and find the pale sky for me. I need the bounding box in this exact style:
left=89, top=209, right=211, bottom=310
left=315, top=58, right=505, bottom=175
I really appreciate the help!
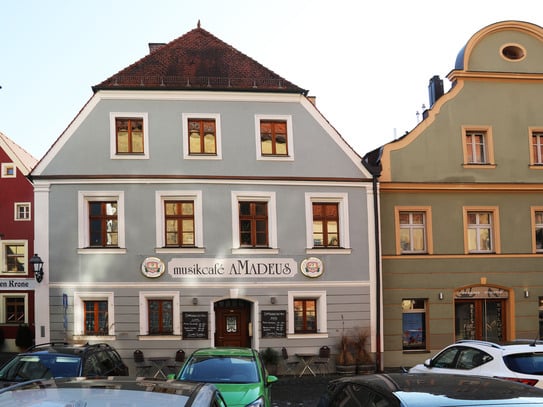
left=1, top=0, right=543, bottom=159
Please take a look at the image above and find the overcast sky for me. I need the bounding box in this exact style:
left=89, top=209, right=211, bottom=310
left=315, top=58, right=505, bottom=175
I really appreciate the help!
left=2, top=0, right=543, bottom=159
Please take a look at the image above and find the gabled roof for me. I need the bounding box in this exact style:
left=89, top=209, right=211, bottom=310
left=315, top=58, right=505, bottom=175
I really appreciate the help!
left=92, top=22, right=307, bottom=94
left=0, top=131, right=38, bottom=175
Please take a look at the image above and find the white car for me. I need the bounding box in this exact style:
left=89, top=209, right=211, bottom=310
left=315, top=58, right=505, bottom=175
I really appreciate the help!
left=409, top=339, right=543, bottom=388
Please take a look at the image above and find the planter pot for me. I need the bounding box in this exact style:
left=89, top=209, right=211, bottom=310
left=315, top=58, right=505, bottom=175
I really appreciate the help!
left=356, top=363, right=376, bottom=375
left=336, top=365, right=356, bottom=375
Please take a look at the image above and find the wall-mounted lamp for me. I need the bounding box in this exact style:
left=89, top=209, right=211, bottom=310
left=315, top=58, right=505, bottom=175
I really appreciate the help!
left=29, top=253, right=44, bottom=283
left=192, top=297, right=198, bottom=305
left=438, top=292, right=444, bottom=300
left=270, top=297, right=276, bottom=304
left=524, top=289, right=530, bottom=298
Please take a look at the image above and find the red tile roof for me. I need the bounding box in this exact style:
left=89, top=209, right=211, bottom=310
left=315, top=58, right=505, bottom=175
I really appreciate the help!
left=93, top=23, right=307, bottom=94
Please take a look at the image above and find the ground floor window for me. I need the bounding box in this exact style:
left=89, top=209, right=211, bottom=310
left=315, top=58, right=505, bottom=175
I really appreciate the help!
left=287, top=291, right=327, bottom=336
left=1, top=294, right=27, bottom=324
left=74, top=292, right=115, bottom=337
left=84, top=300, right=108, bottom=335
left=402, top=299, right=427, bottom=350
left=139, top=292, right=180, bottom=336
left=148, top=299, right=173, bottom=334
left=294, top=299, right=317, bottom=333
left=539, top=297, right=543, bottom=339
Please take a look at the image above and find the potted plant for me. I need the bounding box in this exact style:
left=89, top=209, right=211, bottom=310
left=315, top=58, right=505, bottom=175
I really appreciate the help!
left=261, top=347, right=280, bottom=375
left=353, top=327, right=375, bottom=374
left=336, top=326, right=375, bottom=375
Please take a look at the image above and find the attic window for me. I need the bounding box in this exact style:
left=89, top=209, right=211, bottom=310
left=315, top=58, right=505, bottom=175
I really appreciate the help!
left=501, top=44, right=525, bottom=61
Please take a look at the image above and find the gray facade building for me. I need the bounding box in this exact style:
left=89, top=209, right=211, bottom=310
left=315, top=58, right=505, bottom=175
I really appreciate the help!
left=30, top=24, right=377, bottom=372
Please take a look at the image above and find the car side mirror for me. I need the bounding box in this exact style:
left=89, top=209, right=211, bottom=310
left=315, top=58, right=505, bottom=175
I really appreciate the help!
left=423, top=358, right=432, bottom=368
left=267, top=375, right=278, bottom=385
left=167, top=373, right=176, bottom=380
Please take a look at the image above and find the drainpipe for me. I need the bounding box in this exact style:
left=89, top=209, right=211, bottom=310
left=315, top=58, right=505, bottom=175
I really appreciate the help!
left=362, top=151, right=383, bottom=372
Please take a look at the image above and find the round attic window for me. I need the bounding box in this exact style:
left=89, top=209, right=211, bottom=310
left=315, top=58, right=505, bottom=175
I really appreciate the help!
left=501, top=44, right=525, bottom=61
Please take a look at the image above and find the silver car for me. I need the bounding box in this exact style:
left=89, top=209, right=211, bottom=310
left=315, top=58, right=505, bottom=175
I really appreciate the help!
left=0, top=376, right=227, bottom=407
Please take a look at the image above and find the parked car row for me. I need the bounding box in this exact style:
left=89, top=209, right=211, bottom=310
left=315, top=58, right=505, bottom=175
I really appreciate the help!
left=1, top=341, right=543, bottom=406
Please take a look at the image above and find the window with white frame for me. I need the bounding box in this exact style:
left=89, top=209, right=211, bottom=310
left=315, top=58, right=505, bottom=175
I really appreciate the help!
left=464, top=207, right=499, bottom=253
left=305, top=193, right=350, bottom=251
left=14, top=202, right=31, bottom=221
left=1, top=163, right=16, bottom=178
left=255, top=115, right=294, bottom=161
left=78, top=192, right=125, bottom=251
left=155, top=191, right=203, bottom=251
left=462, top=126, right=495, bottom=166
left=532, top=207, right=543, bottom=253
left=530, top=129, right=543, bottom=166
left=74, top=292, right=115, bottom=337
left=110, top=113, right=149, bottom=159
left=395, top=207, right=432, bottom=254
left=231, top=191, right=277, bottom=252
left=0, top=293, right=28, bottom=324
left=182, top=113, right=222, bottom=160
left=1, top=240, right=27, bottom=274
left=287, top=291, right=327, bottom=336
left=139, top=292, right=181, bottom=336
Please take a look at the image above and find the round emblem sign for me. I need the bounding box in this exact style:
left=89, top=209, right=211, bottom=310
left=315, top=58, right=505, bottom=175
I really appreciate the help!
left=141, top=257, right=166, bottom=278
left=300, top=257, right=324, bottom=278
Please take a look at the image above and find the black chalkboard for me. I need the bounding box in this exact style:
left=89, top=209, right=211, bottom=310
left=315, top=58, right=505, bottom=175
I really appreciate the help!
left=261, top=310, right=286, bottom=338
left=182, top=312, right=208, bottom=339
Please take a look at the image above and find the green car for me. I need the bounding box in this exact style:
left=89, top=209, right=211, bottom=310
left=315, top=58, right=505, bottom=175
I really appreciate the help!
left=175, top=347, right=278, bottom=407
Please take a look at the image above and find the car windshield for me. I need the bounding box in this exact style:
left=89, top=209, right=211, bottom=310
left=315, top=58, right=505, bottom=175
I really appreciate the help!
left=503, top=352, right=543, bottom=375
left=179, top=355, right=259, bottom=383
left=0, top=354, right=81, bottom=382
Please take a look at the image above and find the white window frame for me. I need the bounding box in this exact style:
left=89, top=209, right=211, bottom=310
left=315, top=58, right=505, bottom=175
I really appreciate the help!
left=0, top=293, right=29, bottom=324
left=255, top=114, right=294, bottom=161
left=155, top=191, right=204, bottom=253
left=77, top=191, right=126, bottom=253
left=14, top=202, right=31, bottom=221
left=1, top=163, right=16, bottom=178
left=73, top=292, right=115, bottom=338
left=287, top=291, right=328, bottom=338
left=305, top=193, right=351, bottom=254
left=138, top=291, right=181, bottom=338
left=182, top=113, right=222, bottom=160
left=231, top=191, right=278, bottom=254
left=109, top=112, right=149, bottom=159
left=0, top=240, right=27, bottom=275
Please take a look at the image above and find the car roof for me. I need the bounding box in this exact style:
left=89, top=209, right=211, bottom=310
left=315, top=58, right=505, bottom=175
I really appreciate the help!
left=190, top=347, right=257, bottom=357
left=20, top=342, right=114, bottom=357
left=454, top=339, right=543, bottom=354
left=335, top=373, right=543, bottom=405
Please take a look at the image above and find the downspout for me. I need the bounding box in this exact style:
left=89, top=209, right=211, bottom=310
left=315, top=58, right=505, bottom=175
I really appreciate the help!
left=362, top=151, right=382, bottom=373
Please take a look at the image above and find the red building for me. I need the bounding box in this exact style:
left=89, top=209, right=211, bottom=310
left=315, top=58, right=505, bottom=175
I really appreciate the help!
left=0, top=132, right=37, bottom=351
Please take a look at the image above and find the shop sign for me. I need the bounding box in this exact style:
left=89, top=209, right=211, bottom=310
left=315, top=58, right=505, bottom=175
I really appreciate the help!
left=454, top=285, right=509, bottom=299
left=300, top=257, right=324, bottom=278
left=0, top=279, right=35, bottom=290
left=141, top=257, right=166, bottom=278
left=168, top=258, right=297, bottom=278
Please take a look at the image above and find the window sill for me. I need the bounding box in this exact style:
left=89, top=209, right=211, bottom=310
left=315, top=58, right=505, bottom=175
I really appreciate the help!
left=306, top=248, right=352, bottom=255
left=462, top=164, right=496, bottom=169
left=156, top=247, right=205, bottom=254
left=73, top=335, right=116, bottom=341
left=77, top=248, right=127, bottom=255
left=231, top=248, right=279, bottom=255
left=402, top=349, right=430, bottom=354
left=286, top=333, right=328, bottom=339
left=138, top=335, right=182, bottom=341
left=529, top=165, right=543, bottom=170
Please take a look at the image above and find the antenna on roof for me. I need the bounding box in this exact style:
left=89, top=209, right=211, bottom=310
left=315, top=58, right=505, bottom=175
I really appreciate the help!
left=197, top=19, right=201, bottom=28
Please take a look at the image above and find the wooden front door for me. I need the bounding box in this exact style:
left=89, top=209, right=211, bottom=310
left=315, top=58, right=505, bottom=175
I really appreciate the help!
left=455, top=299, right=506, bottom=342
left=215, top=299, right=251, bottom=347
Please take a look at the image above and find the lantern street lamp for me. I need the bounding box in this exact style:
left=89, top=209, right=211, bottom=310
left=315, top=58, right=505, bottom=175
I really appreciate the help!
left=29, top=253, right=44, bottom=283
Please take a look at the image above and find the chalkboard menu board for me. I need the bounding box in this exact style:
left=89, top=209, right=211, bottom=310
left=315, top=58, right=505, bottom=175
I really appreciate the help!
left=261, top=310, right=286, bottom=338
left=182, top=312, right=208, bottom=339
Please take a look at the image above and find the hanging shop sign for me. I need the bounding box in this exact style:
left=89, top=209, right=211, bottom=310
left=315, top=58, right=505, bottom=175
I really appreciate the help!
left=454, top=285, right=509, bottom=299
left=141, top=257, right=166, bottom=278
left=168, top=258, right=297, bottom=279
